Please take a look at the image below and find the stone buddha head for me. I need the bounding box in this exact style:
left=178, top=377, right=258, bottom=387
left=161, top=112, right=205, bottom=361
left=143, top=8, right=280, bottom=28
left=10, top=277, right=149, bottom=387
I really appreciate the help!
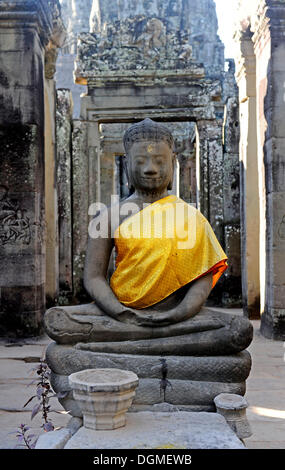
left=123, top=118, right=176, bottom=194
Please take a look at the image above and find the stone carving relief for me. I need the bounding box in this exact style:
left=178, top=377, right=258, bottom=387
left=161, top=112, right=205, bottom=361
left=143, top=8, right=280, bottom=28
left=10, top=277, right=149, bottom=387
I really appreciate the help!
left=135, top=18, right=166, bottom=56
left=76, top=15, right=192, bottom=74
left=0, top=186, right=31, bottom=245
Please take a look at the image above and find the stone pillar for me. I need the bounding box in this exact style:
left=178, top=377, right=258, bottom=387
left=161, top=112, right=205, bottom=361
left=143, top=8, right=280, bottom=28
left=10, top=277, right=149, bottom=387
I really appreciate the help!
left=252, top=0, right=285, bottom=339
left=72, top=120, right=89, bottom=300
left=45, top=4, right=66, bottom=307
left=56, top=89, right=73, bottom=301
left=196, top=119, right=224, bottom=243
left=197, top=114, right=242, bottom=307
left=0, top=0, right=65, bottom=336
left=222, top=96, right=242, bottom=307
left=72, top=119, right=100, bottom=300
left=45, top=79, right=59, bottom=306
left=0, top=1, right=47, bottom=335
left=196, top=119, right=227, bottom=305
left=234, top=28, right=260, bottom=318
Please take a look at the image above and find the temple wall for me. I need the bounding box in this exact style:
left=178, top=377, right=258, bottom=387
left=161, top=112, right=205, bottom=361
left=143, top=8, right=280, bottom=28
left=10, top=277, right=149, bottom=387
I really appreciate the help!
left=89, top=0, right=224, bottom=75
left=0, top=0, right=65, bottom=336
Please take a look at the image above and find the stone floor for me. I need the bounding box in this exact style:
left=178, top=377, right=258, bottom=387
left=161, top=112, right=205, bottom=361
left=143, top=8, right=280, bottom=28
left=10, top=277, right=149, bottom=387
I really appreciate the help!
left=0, top=315, right=284, bottom=449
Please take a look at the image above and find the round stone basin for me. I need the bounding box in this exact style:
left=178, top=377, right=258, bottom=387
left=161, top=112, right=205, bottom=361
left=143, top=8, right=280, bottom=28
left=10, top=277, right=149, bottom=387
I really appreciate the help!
left=68, top=368, right=139, bottom=430
left=214, top=393, right=248, bottom=410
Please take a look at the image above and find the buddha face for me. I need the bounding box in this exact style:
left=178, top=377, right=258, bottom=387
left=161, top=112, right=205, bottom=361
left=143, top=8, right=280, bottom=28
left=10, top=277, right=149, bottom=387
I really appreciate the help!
left=127, top=140, right=174, bottom=193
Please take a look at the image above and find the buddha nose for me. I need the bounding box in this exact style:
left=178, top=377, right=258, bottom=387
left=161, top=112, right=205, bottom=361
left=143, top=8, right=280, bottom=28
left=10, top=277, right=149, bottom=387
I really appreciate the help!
left=144, top=159, right=158, bottom=175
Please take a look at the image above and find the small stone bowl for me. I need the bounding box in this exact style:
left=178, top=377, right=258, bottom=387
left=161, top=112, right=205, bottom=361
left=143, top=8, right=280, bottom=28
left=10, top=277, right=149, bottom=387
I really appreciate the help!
left=214, top=393, right=252, bottom=439
left=68, top=368, right=139, bottom=431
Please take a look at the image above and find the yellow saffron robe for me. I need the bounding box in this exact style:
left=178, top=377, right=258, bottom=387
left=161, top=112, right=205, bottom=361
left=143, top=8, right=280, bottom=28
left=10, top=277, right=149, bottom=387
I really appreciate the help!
left=110, top=195, right=228, bottom=309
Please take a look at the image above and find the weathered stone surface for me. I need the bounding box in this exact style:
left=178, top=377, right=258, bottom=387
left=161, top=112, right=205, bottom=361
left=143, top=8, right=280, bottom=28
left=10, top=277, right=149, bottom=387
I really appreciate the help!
left=69, top=368, right=139, bottom=393
left=72, top=120, right=91, bottom=301
left=52, top=372, right=246, bottom=414
left=89, top=0, right=224, bottom=76
left=44, top=304, right=253, bottom=355
left=36, top=428, right=71, bottom=449
left=0, top=127, right=45, bottom=335
left=56, top=89, right=73, bottom=301
left=46, top=344, right=251, bottom=416
left=46, top=343, right=252, bottom=381
left=63, top=412, right=245, bottom=449
left=34, top=415, right=82, bottom=449
left=222, top=226, right=242, bottom=308
left=66, top=416, right=83, bottom=434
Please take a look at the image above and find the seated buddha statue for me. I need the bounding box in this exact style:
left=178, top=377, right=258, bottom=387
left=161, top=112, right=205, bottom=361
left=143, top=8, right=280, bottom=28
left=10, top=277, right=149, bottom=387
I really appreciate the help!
left=44, top=119, right=253, bottom=413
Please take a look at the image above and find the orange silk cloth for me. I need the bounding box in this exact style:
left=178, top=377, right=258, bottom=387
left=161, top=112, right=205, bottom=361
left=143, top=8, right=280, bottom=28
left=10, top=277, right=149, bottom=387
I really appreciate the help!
left=110, top=195, right=228, bottom=309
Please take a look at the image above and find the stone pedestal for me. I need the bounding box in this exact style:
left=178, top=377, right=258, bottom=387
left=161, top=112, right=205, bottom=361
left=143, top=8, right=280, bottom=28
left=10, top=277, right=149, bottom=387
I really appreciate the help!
left=68, top=368, right=139, bottom=430
left=35, top=411, right=245, bottom=449
left=46, top=343, right=252, bottom=416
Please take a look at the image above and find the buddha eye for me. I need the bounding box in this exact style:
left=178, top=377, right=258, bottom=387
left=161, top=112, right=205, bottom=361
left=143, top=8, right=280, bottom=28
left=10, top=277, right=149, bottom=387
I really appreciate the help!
left=135, top=157, right=145, bottom=164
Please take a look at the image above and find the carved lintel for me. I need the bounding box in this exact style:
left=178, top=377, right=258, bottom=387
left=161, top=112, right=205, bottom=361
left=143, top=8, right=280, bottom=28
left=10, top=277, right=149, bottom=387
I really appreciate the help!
left=75, top=15, right=194, bottom=81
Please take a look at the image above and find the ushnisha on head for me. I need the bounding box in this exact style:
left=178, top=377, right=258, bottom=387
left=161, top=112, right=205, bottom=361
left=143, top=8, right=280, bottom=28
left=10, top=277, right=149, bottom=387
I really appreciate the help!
left=123, top=118, right=174, bottom=154
left=123, top=119, right=176, bottom=193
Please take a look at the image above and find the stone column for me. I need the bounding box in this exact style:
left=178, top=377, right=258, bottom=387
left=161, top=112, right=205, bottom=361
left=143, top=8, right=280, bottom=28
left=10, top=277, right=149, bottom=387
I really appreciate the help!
left=0, top=0, right=64, bottom=336
left=72, top=120, right=89, bottom=300
left=45, top=4, right=66, bottom=307
left=197, top=115, right=243, bottom=306
left=252, top=0, right=285, bottom=339
left=234, top=28, right=260, bottom=317
left=56, top=89, right=73, bottom=301
left=45, top=78, right=59, bottom=306
left=72, top=119, right=100, bottom=300
left=222, top=95, right=242, bottom=307
left=196, top=119, right=227, bottom=305
left=196, top=119, right=224, bottom=243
